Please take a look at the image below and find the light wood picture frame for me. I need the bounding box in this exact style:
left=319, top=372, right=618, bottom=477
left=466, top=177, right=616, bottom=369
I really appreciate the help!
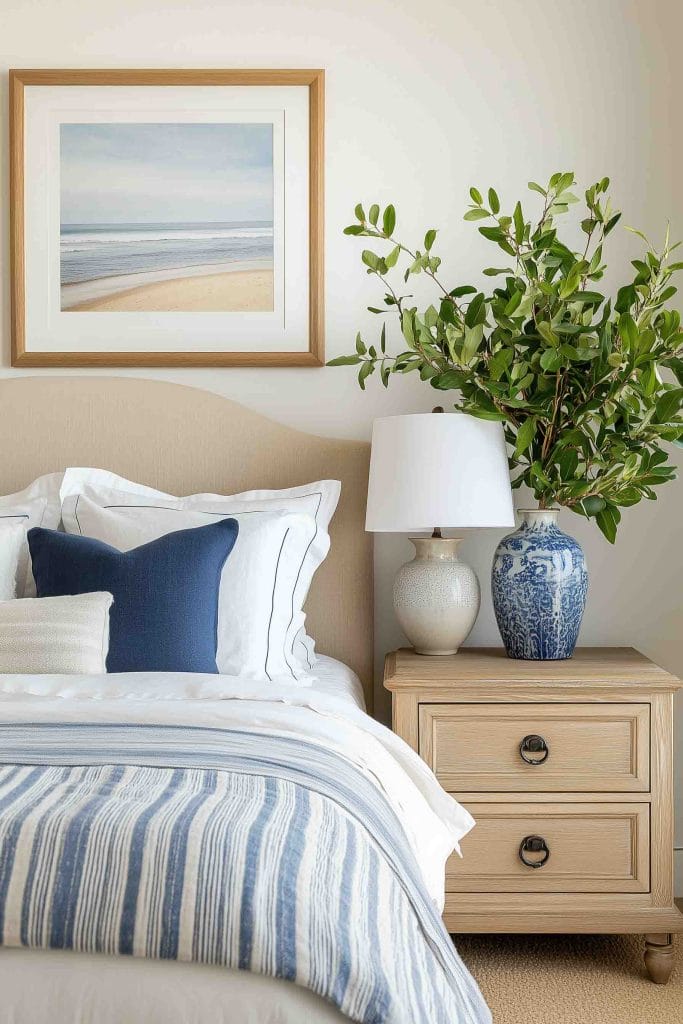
left=10, top=69, right=325, bottom=367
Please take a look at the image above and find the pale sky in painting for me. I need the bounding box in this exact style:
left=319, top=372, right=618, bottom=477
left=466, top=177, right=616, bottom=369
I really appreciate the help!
left=60, top=123, right=273, bottom=225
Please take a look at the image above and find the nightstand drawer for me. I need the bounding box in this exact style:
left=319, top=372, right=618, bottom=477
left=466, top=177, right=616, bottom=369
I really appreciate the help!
left=419, top=703, right=649, bottom=792
left=447, top=802, right=649, bottom=893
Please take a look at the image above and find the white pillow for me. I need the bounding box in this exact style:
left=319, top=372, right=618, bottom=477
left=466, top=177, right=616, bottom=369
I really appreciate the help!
left=60, top=468, right=340, bottom=674
left=0, top=525, right=25, bottom=601
left=0, top=592, right=112, bottom=674
left=0, top=473, right=64, bottom=596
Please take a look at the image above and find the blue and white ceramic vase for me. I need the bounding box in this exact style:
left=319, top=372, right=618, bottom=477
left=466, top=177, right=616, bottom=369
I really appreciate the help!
left=491, top=509, right=588, bottom=660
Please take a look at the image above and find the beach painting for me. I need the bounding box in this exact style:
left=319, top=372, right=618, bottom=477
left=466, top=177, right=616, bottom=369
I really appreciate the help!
left=60, top=123, right=274, bottom=313
left=12, top=69, right=323, bottom=366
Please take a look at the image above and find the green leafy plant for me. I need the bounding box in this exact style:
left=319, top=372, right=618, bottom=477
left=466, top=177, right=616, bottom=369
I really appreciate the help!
left=329, top=173, right=683, bottom=541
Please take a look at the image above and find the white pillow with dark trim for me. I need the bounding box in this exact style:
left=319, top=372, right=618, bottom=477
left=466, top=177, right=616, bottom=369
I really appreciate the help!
left=60, top=469, right=340, bottom=676
left=0, top=525, right=25, bottom=601
left=0, top=592, right=112, bottom=674
left=0, top=473, right=64, bottom=596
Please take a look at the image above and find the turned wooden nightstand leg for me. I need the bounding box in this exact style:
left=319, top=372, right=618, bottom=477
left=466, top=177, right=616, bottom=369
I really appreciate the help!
left=644, top=933, right=675, bottom=984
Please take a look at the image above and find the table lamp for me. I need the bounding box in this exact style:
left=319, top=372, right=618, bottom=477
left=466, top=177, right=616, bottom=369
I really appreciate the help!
left=366, top=410, right=514, bottom=654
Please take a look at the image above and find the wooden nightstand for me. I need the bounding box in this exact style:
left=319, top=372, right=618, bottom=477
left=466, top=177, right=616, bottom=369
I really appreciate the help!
left=384, top=646, right=683, bottom=983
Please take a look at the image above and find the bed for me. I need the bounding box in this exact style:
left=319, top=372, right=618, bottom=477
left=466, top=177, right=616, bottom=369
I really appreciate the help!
left=0, top=377, right=490, bottom=1024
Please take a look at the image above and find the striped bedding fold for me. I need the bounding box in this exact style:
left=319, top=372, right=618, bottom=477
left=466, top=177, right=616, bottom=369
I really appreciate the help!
left=0, top=722, right=490, bottom=1024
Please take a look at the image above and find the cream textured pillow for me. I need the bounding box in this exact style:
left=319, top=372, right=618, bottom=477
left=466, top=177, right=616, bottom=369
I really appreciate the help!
left=0, top=525, right=25, bottom=601
left=0, top=592, right=113, bottom=674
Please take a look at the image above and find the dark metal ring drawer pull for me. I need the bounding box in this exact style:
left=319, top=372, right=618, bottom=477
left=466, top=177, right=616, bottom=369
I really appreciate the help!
left=519, top=734, right=549, bottom=765
left=519, top=835, right=550, bottom=868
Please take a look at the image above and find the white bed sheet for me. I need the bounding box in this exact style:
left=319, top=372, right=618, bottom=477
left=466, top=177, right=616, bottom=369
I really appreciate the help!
left=306, top=653, right=367, bottom=707
left=0, top=655, right=473, bottom=1024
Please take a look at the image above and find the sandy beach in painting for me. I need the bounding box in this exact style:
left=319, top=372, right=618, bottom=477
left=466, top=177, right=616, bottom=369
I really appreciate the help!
left=61, top=260, right=274, bottom=312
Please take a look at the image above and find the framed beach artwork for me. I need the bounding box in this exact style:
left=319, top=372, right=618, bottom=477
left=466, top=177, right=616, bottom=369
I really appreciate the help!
left=9, top=69, right=324, bottom=366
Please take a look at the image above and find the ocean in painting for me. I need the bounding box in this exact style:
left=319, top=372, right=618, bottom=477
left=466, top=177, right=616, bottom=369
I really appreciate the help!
left=60, top=221, right=274, bottom=285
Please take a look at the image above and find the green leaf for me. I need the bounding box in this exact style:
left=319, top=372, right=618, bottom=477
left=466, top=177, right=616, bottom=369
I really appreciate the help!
left=419, top=363, right=438, bottom=381
left=469, top=186, right=483, bottom=205
left=382, top=205, right=396, bottom=237
left=529, top=460, right=551, bottom=487
left=358, top=360, right=375, bottom=390
left=450, top=285, right=477, bottom=298
left=655, top=387, right=683, bottom=423
left=462, top=322, right=484, bottom=362
left=384, top=245, right=400, bottom=269
left=343, top=225, right=365, bottom=235
left=439, top=298, right=457, bottom=326
left=489, top=347, right=514, bottom=380
left=483, top=267, right=513, bottom=276
left=424, top=229, right=437, bottom=251
left=514, top=416, right=537, bottom=457
left=665, top=357, right=683, bottom=385
left=368, top=204, right=379, bottom=226
left=432, top=369, right=467, bottom=390
left=513, top=201, right=525, bottom=244
left=467, top=394, right=508, bottom=421
left=553, top=324, right=584, bottom=335
left=498, top=239, right=516, bottom=257
left=556, top=171, right=575, bottom=193
left=537, top=322, right=559, bottom=347
left=603, top=212, right=621, bottom=236
left=361, top=250, right=379, bottom=271
left=619, top=312, right=638, bottom=351
left=478, top=226, right=503, bottom=242
left=401, top=312, right=415, bottom=347
left=504, top=289, right=523, bottom=316
left=424, top=304, right=439, bottom=328
left=556, top=449, right=579, bottom=478
left=570, top=290, right=605, bottom=305
left=327, top=354, right=362, bottom=366
left=615, top=283, right=637, bottom=313
left=558, top=265, right=582, bottom=299
left=540, top=348, right=564, bottom=372
left=355, top=332, right=366, bottom=355
left=625, top=225, right=651, bottom=244
left=528, top=181, right=546, bottom=196
left=464, top=292, right=486, bottom=328
left=596, top=506, right=618, bottom=544
left=354, top=203, right=365, bottom=222
left=488, top=188, right=500, bottom=214
left=463, top=208, right=491, bottom=221
left=512, top=373, right=534, bottom=394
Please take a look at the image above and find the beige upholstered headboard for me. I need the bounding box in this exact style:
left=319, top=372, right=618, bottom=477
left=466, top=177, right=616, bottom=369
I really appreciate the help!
left=0, top=377, right=374, bottom=710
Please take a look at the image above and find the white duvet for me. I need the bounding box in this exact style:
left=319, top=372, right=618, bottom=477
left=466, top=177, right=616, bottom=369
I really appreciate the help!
left=0, top=656, right=475, bottom=1024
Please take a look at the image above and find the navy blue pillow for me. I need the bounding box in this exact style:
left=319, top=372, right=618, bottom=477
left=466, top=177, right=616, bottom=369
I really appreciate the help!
left=28, top=519, right=238, bottom=674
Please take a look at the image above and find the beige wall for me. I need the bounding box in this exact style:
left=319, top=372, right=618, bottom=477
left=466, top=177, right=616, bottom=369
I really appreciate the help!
left=2, top=0, right=682, bottom=886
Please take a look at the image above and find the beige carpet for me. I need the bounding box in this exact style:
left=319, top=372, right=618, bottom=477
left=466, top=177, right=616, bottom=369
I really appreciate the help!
left=456, top=932, right=682, bottom=1024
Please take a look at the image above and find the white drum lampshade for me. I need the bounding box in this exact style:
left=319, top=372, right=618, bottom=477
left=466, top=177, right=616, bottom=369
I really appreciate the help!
left=366, top=412, right=514, bottom=655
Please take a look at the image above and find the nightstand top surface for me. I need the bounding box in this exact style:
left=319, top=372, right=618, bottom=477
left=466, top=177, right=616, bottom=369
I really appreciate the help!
left=384, top=646, right=681, bottom=691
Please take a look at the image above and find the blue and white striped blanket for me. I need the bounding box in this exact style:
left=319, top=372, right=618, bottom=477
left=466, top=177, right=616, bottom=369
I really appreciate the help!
left=0, top=721, right=489, bottom=1023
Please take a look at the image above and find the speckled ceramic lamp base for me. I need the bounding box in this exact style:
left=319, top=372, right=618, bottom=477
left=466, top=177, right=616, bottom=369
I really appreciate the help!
left=393, top=537, right=481, bottom=655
